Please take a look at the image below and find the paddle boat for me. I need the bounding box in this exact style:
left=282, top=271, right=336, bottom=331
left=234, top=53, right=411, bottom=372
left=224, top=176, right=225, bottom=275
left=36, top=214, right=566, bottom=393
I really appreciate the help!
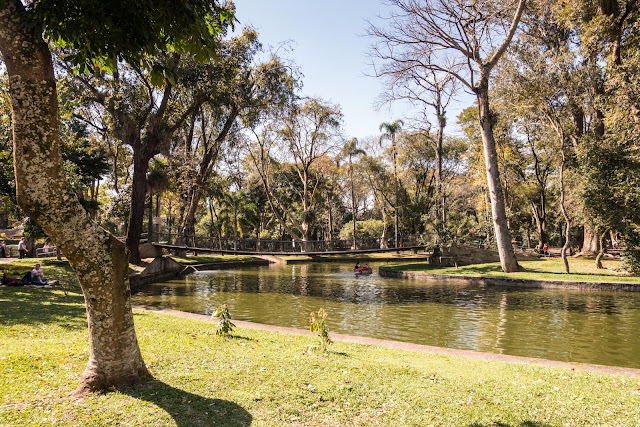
left=353, top=265, right=373, bottom=275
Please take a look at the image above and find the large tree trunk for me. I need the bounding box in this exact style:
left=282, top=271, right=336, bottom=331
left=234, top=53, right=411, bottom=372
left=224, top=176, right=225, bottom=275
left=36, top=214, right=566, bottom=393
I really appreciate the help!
left=476, top=83, right=518, bottom=272
left=582, top=221, right=601, bottom=254
left=126, top=153, right=150, bottom=264
left=435, top=120, right=444, bottom=238
left=0, top=0, right=147, bottom=394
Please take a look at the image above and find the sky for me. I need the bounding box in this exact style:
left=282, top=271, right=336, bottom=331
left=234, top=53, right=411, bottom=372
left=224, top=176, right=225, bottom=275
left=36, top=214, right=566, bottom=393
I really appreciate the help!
left=231, top=0, right=421, bottom=140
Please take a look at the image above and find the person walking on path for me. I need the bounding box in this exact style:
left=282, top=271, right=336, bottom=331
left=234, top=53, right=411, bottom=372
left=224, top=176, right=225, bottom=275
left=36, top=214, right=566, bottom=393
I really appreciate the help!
left=18, top=237, right=27, bottom=259
left=183, top=226, right=190, bottom=248
left=0, top=240, right=6, bottom=258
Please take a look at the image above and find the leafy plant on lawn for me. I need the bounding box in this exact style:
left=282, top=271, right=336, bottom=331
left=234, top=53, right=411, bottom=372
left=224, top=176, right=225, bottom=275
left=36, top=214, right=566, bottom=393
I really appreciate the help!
left=309, top=308, right=332, bottom=350
left=213, top=304, right=235, bottom=336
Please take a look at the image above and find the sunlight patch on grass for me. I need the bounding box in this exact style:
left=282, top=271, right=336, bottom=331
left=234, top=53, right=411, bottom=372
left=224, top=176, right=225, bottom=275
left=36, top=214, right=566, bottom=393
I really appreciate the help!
left=383, top=257, right=640, bottom=284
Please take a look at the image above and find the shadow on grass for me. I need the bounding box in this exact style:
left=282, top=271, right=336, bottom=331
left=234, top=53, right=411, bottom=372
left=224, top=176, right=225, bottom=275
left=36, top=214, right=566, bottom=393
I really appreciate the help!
left=0, top=287, right=86, bottom=327
left=124, top=377, right=252, bottom=427
left=469, top=422, right=552, bottom=427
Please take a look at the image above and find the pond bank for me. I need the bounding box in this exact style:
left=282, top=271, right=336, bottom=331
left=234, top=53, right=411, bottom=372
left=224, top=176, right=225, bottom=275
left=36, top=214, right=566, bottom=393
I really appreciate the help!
left=135, top=304, right=640, bottom=378
left=129, top=256, right=270, bottom=288
left=379, top=265, right=640, bottom=292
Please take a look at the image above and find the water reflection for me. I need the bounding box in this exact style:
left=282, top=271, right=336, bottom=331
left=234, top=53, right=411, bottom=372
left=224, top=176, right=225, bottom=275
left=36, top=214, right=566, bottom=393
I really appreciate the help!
left=132, top=263, right=640, bottom=369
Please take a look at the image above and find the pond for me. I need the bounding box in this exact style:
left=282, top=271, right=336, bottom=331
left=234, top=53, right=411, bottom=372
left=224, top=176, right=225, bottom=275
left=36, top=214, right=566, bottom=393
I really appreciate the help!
left=132, top=262, right=640, bottom=369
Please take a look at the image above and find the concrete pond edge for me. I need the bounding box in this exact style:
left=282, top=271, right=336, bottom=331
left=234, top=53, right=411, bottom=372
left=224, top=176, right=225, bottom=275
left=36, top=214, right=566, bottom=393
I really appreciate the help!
left=129, top=257, right=270, bottom=288
left=134, top=305, right=640, bottom=378
left=378, top=267, right=640, bottom=292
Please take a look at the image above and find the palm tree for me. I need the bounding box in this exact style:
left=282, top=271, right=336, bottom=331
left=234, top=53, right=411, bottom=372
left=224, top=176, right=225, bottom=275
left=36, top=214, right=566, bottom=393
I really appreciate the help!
left=341, top=138, right=366, bottom=249
left=379, top=120, right=403, bottom=248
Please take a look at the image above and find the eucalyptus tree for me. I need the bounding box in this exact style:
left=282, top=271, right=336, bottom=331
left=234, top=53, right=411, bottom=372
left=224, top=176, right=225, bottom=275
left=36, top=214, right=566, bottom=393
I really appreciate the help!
left=492, top=12, right=584, bottom=271
left=249, top=98, right=342, bottom=248
left=0, top=0, right=233, bottom=393
left=340, top=138, right=366, bottom=249
left=379, top=119, right=403, bottom=248
left=375, top=54, right=458, bottom=238
left=371, top=0, right=526, bottom=271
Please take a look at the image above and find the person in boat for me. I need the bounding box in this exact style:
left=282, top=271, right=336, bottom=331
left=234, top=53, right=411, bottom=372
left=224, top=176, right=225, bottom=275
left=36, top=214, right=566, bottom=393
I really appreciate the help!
left=354, top=261, right=360, bottom=269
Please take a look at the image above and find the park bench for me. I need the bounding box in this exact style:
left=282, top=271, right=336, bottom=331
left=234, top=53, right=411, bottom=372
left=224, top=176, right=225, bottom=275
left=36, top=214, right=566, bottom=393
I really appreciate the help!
left=428, top=255, right=457, bottom=267
left=36, top=246, right=58, bottom=258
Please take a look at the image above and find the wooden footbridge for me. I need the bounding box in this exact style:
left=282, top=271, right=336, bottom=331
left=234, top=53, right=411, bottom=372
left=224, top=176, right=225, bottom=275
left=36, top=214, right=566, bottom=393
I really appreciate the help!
left=151, top=243, right=425, bottom=257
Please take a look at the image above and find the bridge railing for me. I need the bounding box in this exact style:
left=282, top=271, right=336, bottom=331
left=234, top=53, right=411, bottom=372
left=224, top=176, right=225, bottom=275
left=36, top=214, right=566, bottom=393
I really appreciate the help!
left=154, top=233, right=420, bottom=253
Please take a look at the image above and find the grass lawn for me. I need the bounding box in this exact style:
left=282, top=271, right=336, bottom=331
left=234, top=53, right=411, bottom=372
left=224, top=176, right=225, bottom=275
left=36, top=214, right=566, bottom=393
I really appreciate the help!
left=2, top=284, right=640, bottom=426
left=382, top=257, right=640, bottom=284
left=0, top=258, right=79, bottom=287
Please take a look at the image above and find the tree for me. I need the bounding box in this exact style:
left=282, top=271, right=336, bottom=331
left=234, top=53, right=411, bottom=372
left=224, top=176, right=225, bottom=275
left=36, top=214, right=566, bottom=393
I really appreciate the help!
left=249, top=98, right=342, bottom=248
left=0, top=0, right=232, bottom=393
left=379, top=120, right=404, bottom=248
left=177, top=49, right=296, bottom=235
left=371, top=0, right=526, bottom=272
left=375, top=52, right=458, bottom=241
left=340, top=138, right=366, bottom=249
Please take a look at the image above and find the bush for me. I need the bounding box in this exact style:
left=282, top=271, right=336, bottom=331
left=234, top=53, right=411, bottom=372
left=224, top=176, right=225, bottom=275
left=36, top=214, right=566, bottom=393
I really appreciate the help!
left=623, top=249, right=640, bottom=276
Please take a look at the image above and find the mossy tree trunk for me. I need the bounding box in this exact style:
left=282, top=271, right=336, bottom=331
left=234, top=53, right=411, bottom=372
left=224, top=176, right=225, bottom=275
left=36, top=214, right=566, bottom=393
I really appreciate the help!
left=0, top=0, right=147, bottom=394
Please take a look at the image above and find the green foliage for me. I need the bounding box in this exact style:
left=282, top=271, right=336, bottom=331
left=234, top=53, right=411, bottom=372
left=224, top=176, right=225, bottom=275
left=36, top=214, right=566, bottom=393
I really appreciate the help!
left=339, top=219, right=385, bottom=240
left=622, top=250, right=640, bottom=276
left=309, top=308, right=332, bottom=350
left=31, top=0, right=235, bottom=73
left=99, top=185, right=131, bottom=234
left=213, top=303, right=235, bottom=336
left=581, top=140, right=638, bottom=231
left=22, top=217, right=46, bottom=239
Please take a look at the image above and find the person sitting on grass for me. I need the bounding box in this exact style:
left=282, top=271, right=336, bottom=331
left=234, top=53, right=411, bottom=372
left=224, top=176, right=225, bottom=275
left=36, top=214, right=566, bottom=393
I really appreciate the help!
left=30, top=263, right=49, bottom=286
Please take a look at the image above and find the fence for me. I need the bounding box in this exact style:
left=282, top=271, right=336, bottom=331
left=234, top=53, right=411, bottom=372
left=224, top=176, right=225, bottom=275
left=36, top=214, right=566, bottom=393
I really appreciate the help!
left=154, top=233, right=420, bottom=253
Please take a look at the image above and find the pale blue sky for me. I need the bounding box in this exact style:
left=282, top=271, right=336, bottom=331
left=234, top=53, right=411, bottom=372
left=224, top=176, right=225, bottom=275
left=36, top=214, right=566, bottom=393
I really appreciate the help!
left=232, top=0, right=408, bottom=140
left=231, top=1, right=472, bottom=140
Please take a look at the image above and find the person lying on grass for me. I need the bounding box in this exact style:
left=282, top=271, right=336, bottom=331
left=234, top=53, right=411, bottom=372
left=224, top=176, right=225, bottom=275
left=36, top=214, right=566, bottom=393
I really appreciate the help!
left=2, top=271, right=22, bottom=286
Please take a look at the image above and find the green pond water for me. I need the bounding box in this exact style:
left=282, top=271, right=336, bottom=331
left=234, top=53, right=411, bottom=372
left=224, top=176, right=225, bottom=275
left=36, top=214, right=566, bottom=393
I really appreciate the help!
left=132, top=262, right=640, bottom=369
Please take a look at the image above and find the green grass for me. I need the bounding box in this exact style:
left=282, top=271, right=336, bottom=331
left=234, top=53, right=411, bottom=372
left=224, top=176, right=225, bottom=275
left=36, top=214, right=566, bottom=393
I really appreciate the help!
left=168, top=255, right=263, bottom=265
left=2, top=285, right=640, bottom=426
left=0, top=258, right=79, bottom=287
left=382, top=257, right=640, bottom=284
